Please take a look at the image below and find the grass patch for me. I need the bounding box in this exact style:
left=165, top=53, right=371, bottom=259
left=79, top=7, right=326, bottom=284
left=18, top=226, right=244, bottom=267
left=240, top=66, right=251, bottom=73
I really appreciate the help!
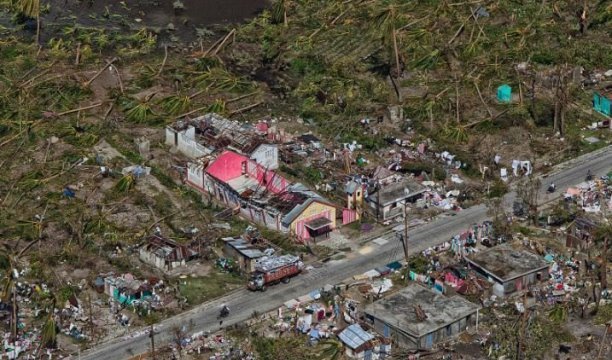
left=178, top=271, right=244, bottom=305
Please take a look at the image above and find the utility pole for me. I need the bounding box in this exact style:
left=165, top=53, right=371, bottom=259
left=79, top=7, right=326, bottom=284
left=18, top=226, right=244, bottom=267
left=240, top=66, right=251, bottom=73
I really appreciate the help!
left=396, top=201, right=410, bottom=285
left=403, top=201, right=409, bottom=262
left=150, top=323, right=156, bottom=360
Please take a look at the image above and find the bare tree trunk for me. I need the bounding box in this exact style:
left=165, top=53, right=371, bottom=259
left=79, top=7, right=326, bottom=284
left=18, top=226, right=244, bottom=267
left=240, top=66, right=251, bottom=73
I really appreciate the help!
left=36, top=14, right=40, bottom=44
left=603, top=236, right=608, bottom=290
left=392, top=27, right=401, bottom=78
left=284, top=7, right=288, bottom=27
left=553, top=97, right=559, bottom=134
left=455, top=81, right=460, bottom=123
left=11, top=284, right=17, bottom=341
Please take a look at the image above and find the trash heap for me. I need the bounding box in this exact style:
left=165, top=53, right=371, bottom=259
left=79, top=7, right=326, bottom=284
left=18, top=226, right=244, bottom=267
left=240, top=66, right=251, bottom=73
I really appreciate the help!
left=565, top=176, right=612, bottom=213
left=184, top=333, right=256, bottom=360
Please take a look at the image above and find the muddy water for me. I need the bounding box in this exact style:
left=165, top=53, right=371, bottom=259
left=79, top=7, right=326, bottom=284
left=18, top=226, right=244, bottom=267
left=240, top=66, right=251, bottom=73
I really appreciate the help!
left=41, top=0, right=269, bottom=41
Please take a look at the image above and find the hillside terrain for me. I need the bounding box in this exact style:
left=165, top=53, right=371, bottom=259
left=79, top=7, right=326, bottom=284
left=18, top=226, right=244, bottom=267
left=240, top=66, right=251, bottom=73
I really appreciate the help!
left=0, top=0, right=611, bottom=358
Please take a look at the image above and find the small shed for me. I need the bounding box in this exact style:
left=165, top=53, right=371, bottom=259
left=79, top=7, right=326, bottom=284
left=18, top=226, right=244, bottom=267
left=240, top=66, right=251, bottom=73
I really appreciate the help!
left=222, top=237, right=265, bottom=273
left=593, top=91, right=611, bottom=116
left=338, top=324, right=375, bottom=359
left=497, top=84, right=512, bottom=103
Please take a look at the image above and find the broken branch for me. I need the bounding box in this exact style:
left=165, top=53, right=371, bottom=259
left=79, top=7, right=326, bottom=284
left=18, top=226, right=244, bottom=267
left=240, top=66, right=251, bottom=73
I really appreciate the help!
left=212, top=29, right=236, bottom=56
left=228, top=102, right=263, bottom=116
left=155, top=44, right=169, bottom=78
left=83, top=57, right=118, bottom=88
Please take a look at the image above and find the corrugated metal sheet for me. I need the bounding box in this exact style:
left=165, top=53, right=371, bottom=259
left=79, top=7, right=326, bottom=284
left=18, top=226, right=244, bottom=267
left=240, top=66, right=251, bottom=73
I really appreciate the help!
left=338, top=324, right=374, bottom=350
left=343, top=208, right=358, bottom=225
left=254, top=255, right=300, bottom=273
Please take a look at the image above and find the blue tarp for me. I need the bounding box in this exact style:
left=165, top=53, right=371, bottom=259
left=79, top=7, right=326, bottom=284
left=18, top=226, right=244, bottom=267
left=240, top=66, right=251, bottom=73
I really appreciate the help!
left=63, top=187, right=75, bottom=198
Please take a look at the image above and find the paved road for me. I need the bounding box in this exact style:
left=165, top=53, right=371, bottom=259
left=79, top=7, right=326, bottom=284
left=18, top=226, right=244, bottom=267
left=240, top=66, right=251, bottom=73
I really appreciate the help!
left=80, top=146, right=612, bottom=360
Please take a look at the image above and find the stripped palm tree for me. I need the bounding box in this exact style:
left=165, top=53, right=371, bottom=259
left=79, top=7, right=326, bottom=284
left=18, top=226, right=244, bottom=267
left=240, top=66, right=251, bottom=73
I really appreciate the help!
left=373, top=3, right=407, bottom=78
left=271, top=0, right=289, bottom=26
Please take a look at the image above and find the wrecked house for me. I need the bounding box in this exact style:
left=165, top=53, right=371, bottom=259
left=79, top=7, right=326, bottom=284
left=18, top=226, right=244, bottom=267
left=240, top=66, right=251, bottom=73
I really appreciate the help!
left=466, top=244, right=549, bottom=297
left=364, top=284, right=480, bottom=349
left=221, top=237, right=265, bottom=273
left=366, top=179, right=426, bottom=221
left=165, top=113, right=278, bottom=166
left=188, top=150, right=336, bottom=242
left=566, top=217, right=599, bottom=250
left=139, top=235, right=198, bottom=271
left=104, top=274, right=154, bottom=306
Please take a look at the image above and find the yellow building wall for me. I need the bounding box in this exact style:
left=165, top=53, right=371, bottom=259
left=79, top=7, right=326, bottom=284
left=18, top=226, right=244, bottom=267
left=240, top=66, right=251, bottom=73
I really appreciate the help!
left=290, top=201, right=337, bottom=233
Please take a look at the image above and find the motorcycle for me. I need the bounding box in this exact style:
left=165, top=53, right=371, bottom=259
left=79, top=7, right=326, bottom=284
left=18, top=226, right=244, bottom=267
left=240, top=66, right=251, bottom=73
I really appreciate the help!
left=586, top=171, right=593, bottom=181
left=218, top=306, right=230, bottom=319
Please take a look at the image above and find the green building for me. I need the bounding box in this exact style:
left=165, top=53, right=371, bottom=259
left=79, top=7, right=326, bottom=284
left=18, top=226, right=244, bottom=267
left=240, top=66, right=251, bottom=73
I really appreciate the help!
left=593, top=91, right=611, bottom=117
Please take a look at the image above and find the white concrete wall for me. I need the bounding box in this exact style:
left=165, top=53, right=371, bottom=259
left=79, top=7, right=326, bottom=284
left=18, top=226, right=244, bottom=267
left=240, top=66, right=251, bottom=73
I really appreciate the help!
left=165, top=127, right=178, bottom=146
left=251, top=144, right=279, bottom=170
left=187, top=162, right=205, bottom=190
left=176, top=126, right=211, bottom=158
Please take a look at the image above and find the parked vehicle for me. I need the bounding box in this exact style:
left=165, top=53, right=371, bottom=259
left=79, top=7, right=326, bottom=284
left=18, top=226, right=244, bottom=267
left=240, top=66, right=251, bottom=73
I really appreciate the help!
left=247, top=255, right=303, bottom=291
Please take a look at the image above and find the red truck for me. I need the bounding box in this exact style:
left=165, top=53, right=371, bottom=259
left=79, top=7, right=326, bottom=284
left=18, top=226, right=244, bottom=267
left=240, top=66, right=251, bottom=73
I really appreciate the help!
left=247, top=255, right=304, bottom=291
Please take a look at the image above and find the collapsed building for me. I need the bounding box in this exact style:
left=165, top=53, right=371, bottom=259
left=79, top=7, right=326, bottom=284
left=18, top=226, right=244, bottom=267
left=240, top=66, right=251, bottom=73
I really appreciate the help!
left=165, top=113, right=279, bottom=169
left=188, top=150, right=336, bottom=242
left=138, top=235, right=198, bottom=271
left=344, top=166, right=426, bottom=223
left=165, top=114, right=337, bottom=242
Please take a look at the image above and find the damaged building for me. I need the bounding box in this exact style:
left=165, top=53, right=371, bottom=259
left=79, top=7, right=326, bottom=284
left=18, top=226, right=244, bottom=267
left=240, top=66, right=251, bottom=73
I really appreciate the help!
left=165, top=113, right=278, bottom=168
left=466, top=244, right=550, bottom=297
left=221, top=237, right=265, bottom=273
left=364, top=284, right=480, bottom=349
left=188, top=150, right=336, bottom=242
left=366, top=179, right=426, bottom=221
left=139, top=235, right=198, bottom=271
left=566, top=217, right=599, bottom=250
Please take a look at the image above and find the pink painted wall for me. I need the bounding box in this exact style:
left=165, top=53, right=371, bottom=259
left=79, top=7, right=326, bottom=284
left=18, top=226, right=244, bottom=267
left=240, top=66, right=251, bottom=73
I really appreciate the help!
left=296, top=210, right=332, bottom=242
left=207, top=150, right=290, bottom=193
left=206, top=151, right=249, bottom=182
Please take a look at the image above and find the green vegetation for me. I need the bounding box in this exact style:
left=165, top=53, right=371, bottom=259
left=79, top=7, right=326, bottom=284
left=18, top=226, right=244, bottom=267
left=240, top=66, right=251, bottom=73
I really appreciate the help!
left=178, top=272, right=244, bottom=305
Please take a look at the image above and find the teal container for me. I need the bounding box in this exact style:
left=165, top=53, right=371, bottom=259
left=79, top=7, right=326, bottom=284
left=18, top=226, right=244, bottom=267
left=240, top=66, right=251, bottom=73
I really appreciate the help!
left=497, top=84, right=512, bottom=103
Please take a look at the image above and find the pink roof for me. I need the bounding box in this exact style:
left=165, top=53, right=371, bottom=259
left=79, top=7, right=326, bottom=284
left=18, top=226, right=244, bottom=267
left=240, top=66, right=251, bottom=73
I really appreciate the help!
left=206, top=150, right=291, bottom=194
left=206, top=150, right=249, bottom=182
left=256, top=122, right=269, bottom=132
